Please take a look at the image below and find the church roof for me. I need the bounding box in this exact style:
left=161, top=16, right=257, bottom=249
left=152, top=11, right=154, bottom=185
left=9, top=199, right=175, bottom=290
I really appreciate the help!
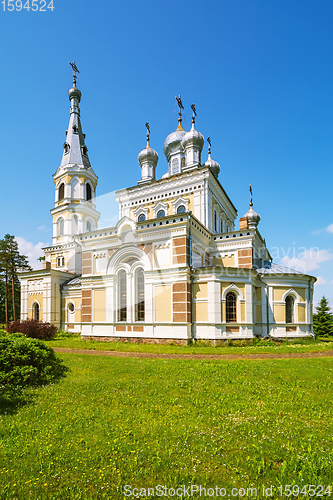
left=255, top=261, right=305, bottom=275
left=63, top=276, right=82, bottom=286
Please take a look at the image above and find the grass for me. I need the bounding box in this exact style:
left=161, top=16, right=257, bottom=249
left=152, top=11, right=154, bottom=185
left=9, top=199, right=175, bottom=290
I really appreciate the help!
left=1, top=353, right=333, bottom=499
left=47, top=333, right=333, bottom=356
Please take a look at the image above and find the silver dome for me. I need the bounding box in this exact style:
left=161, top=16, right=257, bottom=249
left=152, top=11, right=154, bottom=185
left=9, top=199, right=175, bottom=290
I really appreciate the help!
left=163, top=125, right=186, bottom=160
left=181, top=124, right=204, bottom=151
left=68, top=84, right=81, bottom=101
left=138, top=146, right=158, bottom=164
left=204, top=154, right=220, bottom=178
left=243, top=206, right=261, bottom=229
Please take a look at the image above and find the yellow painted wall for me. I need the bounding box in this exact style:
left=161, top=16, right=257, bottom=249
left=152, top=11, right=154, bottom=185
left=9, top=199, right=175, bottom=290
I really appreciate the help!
left=255, top=287, right=262, bottom=302
left=221, top=302, right=225, bottom=322
left=130, top=193, right=194, bottom=221
left=64, top=297, right=82, bottom=323
left=294, top=288, right=306, bottom=302
left=298, top=304, right=306, bottom=322
left=273, top=304, right=285, bottom=322
left=28, top=293, right=43, bottom=320
left=193, top=302, right=208, bottom=322
left=240, top=302, right=245, bottom=322
left=273, top=287, right=290, bottom=301
left=155, top=285, right=172, bottom=322
left=193, top=282, right=207, bottom=299
left=222, top=255, right=235, bottom=267
left=221, top=282, right=231, bottom=295
left=256, top=305, right=262, bottom=322
left=94, top=289, right=106, bottom=322
left=213, top=256, right=223, bottom=266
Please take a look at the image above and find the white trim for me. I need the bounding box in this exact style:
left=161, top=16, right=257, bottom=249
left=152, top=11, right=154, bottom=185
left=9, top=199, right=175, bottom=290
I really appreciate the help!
left=153, top=201, right=168, bottom=218
left=172, top=196, right=189, bottom=215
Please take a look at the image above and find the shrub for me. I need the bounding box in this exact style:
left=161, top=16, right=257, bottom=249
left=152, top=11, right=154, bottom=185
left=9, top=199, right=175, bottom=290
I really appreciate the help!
left=7, top=319, right=57, bottom=340
left=0, top=331, right=68, bottom=399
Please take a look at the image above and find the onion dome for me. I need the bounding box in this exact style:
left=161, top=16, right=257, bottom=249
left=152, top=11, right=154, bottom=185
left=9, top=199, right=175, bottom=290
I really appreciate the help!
left=163, top=123, right=186, bottom=159
left=68, top=82, right=81, bottom=101
left=164, top=95, right=187, bottom=161
left=138, top=144, right=158, bottom=164
left=181, top=104, right=204, bottom=151
left=204, top=137, right=220, bottom=178
left=243, top=184, right=261, bottom=229
left=138, top=122, right=158, bottom=184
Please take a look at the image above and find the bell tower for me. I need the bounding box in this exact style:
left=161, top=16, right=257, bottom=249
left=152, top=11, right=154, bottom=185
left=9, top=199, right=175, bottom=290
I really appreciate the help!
left=51, top=62, right=100, bottom=249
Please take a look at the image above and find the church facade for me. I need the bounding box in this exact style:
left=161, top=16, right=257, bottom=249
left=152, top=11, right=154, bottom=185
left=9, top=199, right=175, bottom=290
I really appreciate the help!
left=20, top=74, right=316, bottom=343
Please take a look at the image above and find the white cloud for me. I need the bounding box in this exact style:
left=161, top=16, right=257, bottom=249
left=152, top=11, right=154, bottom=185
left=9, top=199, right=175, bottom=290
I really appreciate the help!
left=280, top=248, right=333, bottom=273
left=15, top=237, right=49, bottom=270
left=315, top=276, right=328, bottom=286
left=37, top=225, right=48, bottom=232
left=326, top=224, right=333, bottom=233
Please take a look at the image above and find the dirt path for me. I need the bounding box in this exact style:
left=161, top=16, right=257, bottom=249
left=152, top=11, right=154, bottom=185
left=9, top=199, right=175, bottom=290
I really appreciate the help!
left=53, top=347, right=333, bottom=361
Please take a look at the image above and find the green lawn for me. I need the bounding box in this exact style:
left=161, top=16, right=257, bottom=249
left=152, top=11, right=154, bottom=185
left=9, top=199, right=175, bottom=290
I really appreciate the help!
left=47, top=333, right=333, bottom=356
left=1, top=354, right=333, bottom=499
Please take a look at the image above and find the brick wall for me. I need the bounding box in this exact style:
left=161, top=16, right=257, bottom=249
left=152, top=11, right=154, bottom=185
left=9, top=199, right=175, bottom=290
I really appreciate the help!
left=172, top=282, right=191, bottom=323
left=82, top=289, right=91, bottom=322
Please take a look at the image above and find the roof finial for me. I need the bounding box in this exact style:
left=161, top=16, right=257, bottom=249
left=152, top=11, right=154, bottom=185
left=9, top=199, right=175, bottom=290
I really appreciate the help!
left=191, top=103, right=196, bottom=125
left=69, top=61, right=80, bottom=87
left=175, top=95, right=184, bottom=130
left=145, top=121, right=150, bottom=147
left=249, top=184, right=253, bottom=207
left=207, top=136, right=211, bottom=156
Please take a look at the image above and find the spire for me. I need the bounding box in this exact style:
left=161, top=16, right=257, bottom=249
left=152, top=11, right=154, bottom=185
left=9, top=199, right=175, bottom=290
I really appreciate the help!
left=191, top=103, right=196, bottom=127
left=60, top=62, right=90, bottom=169
left=145, top=121, right=150, bottom=148
left=175, top=95, right=184, bottom=131
left=138, top=121, right=158, bottom=184
left=204, top=136, right=220, bottom=178
left=242, top=184, right=261, bottom=229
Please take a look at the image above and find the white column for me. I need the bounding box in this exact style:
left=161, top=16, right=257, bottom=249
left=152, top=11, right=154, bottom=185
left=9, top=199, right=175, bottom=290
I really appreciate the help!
left=127, top=273, right=133, bottom=323
left=245, top=283, right=253, bottom=323
left=208, top=280, right=221, bottom=324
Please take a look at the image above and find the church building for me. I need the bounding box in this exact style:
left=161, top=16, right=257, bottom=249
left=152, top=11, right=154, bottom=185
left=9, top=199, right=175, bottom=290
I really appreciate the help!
left=20, top=69, right=316, bottom=343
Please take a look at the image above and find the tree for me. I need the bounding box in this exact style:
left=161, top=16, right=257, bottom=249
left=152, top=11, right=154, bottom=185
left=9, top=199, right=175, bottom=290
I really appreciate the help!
left=313, top=296, right=333, bottom=337
left=0, top=235, right=32, bottom=328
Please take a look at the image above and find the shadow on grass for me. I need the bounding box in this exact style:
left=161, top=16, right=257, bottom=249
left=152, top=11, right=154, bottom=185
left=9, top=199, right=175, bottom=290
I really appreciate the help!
left=0, top=391, right=35, bottom=416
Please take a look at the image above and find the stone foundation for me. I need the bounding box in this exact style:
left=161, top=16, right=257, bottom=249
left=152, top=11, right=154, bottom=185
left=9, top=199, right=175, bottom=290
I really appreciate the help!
left=81, top=336, right=188, bottom=345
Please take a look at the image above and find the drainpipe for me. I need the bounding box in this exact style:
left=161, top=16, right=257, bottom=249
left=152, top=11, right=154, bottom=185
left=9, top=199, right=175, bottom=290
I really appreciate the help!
left=308, top=278, right=315, bottom=337
left=258, top=274, right=270, bottom=338
left=188, top=212, right=195, bottom=344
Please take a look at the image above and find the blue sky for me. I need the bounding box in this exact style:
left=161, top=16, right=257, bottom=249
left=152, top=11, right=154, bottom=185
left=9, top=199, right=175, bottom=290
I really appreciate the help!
left=0, top=0, right=332, bottom=307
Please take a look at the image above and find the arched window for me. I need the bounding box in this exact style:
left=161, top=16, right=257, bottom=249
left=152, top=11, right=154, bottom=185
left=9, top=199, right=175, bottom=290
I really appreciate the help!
left=214, top=212, right=217, bottom=232
left=58, top=218, right=64, bottom=236
left=171, top=158, right=179, bottom=175
left=86, top=221, right=91, bottom=232
left=86, top=183, right=92, bottom=202
left=138, top=214, right=146, bottom=222
left=220, top=219, right=224, bottom=233
left=177, top=205, right=186, bottom=214
left=33, top=302, right=39, bottom=321
left=285, top=295, right=295, bottom=323
left=118, top=270, right=127, bottom=322
left=59, top=183, right=65, bottom=201
left=226, top=292, right=237, bottom=323
left=135, top=268, right=145, bottom=321
left=157, top=210, right=165, bottom=218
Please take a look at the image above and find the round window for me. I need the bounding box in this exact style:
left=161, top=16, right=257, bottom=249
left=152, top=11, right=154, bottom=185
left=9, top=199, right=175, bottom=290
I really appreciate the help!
left=68, top=303, right=75, bottom=313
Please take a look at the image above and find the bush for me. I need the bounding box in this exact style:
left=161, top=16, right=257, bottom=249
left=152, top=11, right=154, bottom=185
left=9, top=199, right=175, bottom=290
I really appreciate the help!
left=7, top=319, right=57, bottom=340
left=0, top=331, right=68, bottom=399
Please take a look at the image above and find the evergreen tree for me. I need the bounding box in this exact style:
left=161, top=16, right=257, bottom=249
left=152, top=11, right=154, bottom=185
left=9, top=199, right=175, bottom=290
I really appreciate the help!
left=313, top=296, right=333, bottom=337
left=0, top=235, right=31, bottom=328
